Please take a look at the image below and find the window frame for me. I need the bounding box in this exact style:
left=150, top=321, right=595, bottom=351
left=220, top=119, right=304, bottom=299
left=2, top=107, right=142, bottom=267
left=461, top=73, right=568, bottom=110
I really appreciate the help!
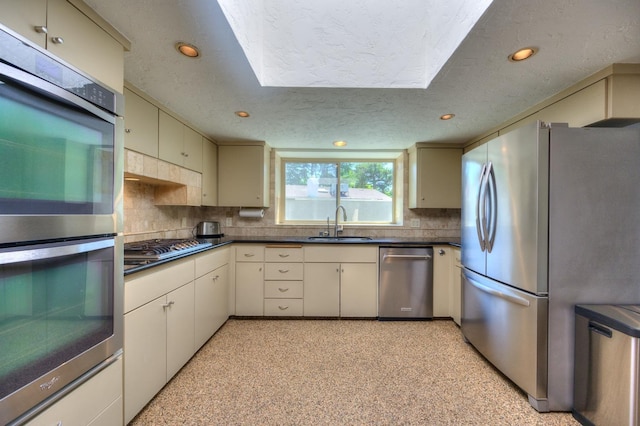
left=277, top=154, right=402, bottom=226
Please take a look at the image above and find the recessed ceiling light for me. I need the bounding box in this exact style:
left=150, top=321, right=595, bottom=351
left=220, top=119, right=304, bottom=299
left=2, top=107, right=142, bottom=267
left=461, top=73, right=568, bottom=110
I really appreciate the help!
left=176, top=42, right=200, bottom=58
left=508, top=47, right=537, bottom=62
left=235, top=111, right=250, bottom=118
left=333, top=140, right=347, bottom=147
left=440, top=113, right=455, bottom=120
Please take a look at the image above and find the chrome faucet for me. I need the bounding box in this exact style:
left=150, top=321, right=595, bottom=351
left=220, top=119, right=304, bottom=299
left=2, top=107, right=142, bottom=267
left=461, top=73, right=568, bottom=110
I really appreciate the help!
left=334, top=205, right=347, bottom=237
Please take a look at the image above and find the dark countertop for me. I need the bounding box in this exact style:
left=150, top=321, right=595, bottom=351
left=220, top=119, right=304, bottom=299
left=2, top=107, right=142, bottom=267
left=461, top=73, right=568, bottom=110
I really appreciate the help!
left=124, top=236, right=460, bottom=276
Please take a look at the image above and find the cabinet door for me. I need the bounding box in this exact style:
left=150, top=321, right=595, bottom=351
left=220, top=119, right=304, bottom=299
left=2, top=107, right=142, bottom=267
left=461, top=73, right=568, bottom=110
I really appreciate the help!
left=0, top=0, right=47, bottom=47
left=414, top=148, right=462, bottom=208
left=451, top=251, right=462, bottom=326
left=340, top=263, right=377, bottom=317
left=124, top=88, right=159, bottom=157
left=25, top=357, right=122, bottom=426
left=202, top=138, right=218, bottom=206
left=183, top=125, right=203, bottom=172
left=304, top=263, right=340, bottom=317
left=218, top=145, right=269, bottom=207
left=47, top=0, right=124, bottom=91
left=124, top=296, right=167, bottom=424
left=235, top=262, right=264, bottom=315
left=158, top=110, right=184, bottom=166
left=194, top=264, right=229, bottom=348
left=166, top=282, right=195, bottom=381
left=433, top=246, right=452, bottom=317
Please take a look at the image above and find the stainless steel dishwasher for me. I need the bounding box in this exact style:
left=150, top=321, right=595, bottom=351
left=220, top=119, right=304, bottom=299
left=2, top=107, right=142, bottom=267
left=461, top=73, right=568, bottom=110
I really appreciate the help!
left=378, top=246, right=433, bottom=320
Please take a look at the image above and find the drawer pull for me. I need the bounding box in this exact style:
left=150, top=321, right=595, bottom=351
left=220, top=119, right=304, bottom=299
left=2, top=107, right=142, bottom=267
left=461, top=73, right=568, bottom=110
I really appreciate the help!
left=212, top=274, right=220, bottom=281
left=244, top=253, right=255, bottom=258
left=279, top=254, right=290, bottom=258
left=278, top=287, right=289, bottom=293
left=278, top=269, right=289, bottom=273
left=278, top=305, right=289, bottom=311
left=162, top=300, right=175, bottom=310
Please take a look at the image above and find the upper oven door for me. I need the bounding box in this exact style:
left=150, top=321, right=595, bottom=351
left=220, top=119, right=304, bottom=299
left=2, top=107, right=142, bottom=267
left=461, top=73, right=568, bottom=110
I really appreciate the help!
left=0, top=60, right=122, bottom=244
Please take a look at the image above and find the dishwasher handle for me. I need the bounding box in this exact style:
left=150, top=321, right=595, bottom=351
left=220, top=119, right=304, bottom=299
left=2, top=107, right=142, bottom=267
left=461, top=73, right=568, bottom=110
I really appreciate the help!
left=382, top=254, right=432, bottom=261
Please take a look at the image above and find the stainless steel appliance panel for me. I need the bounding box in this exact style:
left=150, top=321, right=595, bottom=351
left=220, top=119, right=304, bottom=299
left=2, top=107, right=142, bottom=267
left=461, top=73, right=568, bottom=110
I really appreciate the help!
left=573, top=305, right=640, bottom=426
left=379, top=247, right=433, bottom=319
left=485, top=125, right=549, bottom=295
left=462, top=268, right=548, bottom=407
left=461, top=143, right=487, bottom=276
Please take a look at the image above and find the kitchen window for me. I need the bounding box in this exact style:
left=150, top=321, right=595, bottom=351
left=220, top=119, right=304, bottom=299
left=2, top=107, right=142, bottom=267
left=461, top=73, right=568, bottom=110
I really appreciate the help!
left=279, top=157, right=400, bottom=225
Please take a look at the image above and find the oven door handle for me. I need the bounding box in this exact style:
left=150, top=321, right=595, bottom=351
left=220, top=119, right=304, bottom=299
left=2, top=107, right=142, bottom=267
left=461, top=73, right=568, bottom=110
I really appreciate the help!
left=0, top=238, right=114, bottom=263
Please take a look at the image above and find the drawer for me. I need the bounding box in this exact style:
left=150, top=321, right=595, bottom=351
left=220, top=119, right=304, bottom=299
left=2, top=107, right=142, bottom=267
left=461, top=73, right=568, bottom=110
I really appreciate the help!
left=195, top=246, right=229, bottom=278
left=265, top=246, right=303, bottom=262
left=304, top=245, right=378, bottom=263
left=264, top=298, right=303, bottom=316
left=264, top=263, right=303, bottom=280
left=265, top=281, right=303, bottom=298
left=236, top=245, right=265, bottom=262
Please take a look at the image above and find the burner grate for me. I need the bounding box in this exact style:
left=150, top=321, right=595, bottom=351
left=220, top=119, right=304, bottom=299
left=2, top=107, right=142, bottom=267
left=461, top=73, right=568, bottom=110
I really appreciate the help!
left=124, top=239, right=212, bottom=260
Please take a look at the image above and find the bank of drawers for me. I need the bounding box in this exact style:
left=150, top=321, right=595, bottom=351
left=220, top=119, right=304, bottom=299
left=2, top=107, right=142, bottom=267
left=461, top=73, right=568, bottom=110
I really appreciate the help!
left=264, top=246, right=303, bottom=316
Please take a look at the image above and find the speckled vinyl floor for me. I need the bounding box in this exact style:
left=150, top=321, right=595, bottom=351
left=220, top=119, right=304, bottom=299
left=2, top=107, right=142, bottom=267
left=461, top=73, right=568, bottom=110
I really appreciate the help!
left=130, top=319, right=578, bottom=425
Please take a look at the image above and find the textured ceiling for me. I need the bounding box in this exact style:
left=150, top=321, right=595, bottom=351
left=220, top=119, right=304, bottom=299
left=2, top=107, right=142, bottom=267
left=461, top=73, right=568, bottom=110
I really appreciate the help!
left=217, top=0, right=492, bottom=88
left=84, top=0, right=640, bottom=150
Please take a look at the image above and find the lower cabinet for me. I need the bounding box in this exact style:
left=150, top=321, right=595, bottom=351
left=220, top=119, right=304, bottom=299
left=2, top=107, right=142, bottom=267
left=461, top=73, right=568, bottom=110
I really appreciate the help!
left=450, top=248, right=462, bottom=326
left=235, top=245, right=265, bottom=316
left=303, top=245, right=378, bottom=318
left=433, top=246, right=452, bottom=317
left=124, top=246, right=231, bottom=423
left=340, top=263, right=378, bottom=317
left=25, top=356, right=123, bottom=426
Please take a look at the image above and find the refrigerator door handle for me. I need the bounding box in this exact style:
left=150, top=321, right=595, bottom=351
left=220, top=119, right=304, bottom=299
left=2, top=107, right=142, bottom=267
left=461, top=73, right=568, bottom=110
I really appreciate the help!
left=485, top=162, right=498, bottom=253
left=466, top=274, right=531, bottom=307
left=476, top=163, right=488, bottom=251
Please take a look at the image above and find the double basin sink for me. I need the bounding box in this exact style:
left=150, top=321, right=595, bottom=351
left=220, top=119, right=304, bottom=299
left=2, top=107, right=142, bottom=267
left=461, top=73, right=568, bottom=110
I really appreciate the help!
left=307, top=236, right=373, bottom=242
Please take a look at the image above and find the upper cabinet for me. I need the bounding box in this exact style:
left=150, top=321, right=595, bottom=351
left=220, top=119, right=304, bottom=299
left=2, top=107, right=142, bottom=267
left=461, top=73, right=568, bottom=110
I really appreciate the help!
left=408, top=146, right=462, bottom=209
left=201, top=138, right=218, bottom=206
left=158, top=111, right=203, bottom=173
left=124, top=88, right=159, bottom=157
left=218, top=143, right=270, bottom=207
left=0, top=0, right=128, bottom=92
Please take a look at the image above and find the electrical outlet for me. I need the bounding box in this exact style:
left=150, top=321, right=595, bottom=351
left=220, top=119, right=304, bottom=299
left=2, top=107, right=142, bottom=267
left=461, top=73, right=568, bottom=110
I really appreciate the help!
left=225, top=217, right=232, bottom=226
left=410, top=219, right=420, bottom=228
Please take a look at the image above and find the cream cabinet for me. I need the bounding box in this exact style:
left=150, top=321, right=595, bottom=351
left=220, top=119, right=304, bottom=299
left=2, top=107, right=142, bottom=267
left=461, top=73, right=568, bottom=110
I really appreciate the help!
left=303, top=263, right=340, bottom=317
left=25, top=357, right=123, bottom=426
left=201, top=137, right=218, bottom=206
left=303, top=245, right=378, bottom=318
left=264, top=245, right=304, bottom=316
left=123, top=88, right=159, bottom=157
left=123, top=258, right=195, bottom=424
left=0, top=0, right=125, bottom=91
left=409, top=146, right=462, bottom=209
left=433, top=246, right=452, bottom=317
left=158, top=110, right=203, bottom=172
left=217, top=144, right=270, bottom=207
left=194, top=247, right=230, bottom=348
left=235, top=245, right=265, bottom=316
left=450, top=247, right=462, bottom=326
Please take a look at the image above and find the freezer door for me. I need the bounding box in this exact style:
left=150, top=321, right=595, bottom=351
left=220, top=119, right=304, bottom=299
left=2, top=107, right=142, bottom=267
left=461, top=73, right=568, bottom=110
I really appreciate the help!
left=485, top=122, right=549, bottom=294
left=462, top=268, right=548, bottom=409
left=461, top=143, right=487, bottom=275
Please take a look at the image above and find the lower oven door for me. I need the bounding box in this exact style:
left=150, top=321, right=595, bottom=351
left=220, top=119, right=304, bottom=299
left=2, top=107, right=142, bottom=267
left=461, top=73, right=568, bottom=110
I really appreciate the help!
left=0, top=236, right=122, bottom=425
left=461, top=268, right=549, bottom=410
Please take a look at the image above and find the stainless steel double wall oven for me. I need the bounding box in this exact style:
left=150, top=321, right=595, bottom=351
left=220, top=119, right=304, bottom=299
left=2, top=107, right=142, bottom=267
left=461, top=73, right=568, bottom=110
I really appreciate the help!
left=0, top=24, right=124, bottom=424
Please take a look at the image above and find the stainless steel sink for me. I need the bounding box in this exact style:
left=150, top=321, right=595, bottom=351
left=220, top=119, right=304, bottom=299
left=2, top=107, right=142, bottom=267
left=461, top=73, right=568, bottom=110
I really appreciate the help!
left=307, top=236, right=373, bottom=241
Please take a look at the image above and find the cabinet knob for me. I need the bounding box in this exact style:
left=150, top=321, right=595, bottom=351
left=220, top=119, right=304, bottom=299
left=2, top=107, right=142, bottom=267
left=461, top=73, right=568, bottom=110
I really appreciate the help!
left=125, top=128, right=132, bottom=133
left=34, top=25, right=48, bottom=34
left=162, top=300, right=175, bottom=310
left=438, top=249, right=445, bottom=255
left=50, top=36, right=64, bottom=45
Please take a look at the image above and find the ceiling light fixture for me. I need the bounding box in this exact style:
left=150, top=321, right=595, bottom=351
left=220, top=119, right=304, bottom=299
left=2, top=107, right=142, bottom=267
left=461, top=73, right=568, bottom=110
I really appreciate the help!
left=235, top=111, right=250, bottom=118
left=508, top=47, right=537, bottom=62
left=176, top=42, right=200, bottom=58
left=440, top=113, right=455, bottom=120
left=333, top=140, right=347, bottom=147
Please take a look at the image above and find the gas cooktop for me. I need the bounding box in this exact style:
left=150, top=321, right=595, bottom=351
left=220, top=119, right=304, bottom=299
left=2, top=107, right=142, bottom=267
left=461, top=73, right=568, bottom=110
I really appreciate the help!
left=124, top=238, right=212, bottom=260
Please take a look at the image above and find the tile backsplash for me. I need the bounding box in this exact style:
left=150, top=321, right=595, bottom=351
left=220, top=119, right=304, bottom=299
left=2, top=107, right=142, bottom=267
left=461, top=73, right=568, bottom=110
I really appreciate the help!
left=123, top=151, right=460, bottom=243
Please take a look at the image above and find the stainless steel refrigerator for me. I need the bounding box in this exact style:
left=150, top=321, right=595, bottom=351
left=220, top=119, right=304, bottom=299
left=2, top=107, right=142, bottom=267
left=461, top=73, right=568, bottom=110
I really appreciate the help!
left=461, top=120, right=640, bottom=412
